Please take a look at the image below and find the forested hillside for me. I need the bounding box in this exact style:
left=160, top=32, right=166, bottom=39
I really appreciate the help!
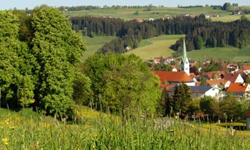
left=71, top=16, right=250, bottom=56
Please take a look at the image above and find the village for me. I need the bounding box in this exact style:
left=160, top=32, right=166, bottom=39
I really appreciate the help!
left=151, top=39, right=250, bottom=100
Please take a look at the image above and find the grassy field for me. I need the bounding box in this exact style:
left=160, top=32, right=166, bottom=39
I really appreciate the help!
left=82, top=36, right=116, bottom=62
left=211, top=14, right=250, bottom=22
left=0, top=107, right=250, bottom=149
left=126, top=35, right=184, bottom=60
left=65, top=6, right=232, bottom=21
left=188, top=45, right=250, bottom=62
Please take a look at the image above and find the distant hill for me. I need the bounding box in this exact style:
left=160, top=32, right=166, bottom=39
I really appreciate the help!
left=64, top=6, right=250, bottom=22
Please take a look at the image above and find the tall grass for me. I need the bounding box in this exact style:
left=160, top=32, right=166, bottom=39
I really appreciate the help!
left=0, top=108, right=250, bottom=149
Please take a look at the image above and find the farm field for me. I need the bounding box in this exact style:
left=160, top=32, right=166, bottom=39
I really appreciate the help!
left=0, top=107, right=250, bottom=149
left=65, top=6, right=232, bottom=21
left=188, top=45, right=250, bottom=62
left=81, top=36, right=116, bottom=62
left=126, top=35, right=184, bottom=60
left=211, top=14, right=250, bottom=22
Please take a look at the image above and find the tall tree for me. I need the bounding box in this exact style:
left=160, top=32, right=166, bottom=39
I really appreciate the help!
left=30, top=6, right=86, bottom=116
left=0, top=11, right=34, bottom=110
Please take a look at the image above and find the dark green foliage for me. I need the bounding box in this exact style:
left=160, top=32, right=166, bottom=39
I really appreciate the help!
left=152, top=63, right=173, bottom=71
left=200, top=96, right=214, bottom=115
left=158, top=88, right=173, bottom=116
left=0, top=11, right=34, bottom=110
left=222, top=3, right=232, bottom=10
left=172, top=83, right=192, bottom=114
left=72, top=16, right=250, bottom=53
left=82, top=53, right=161, bottom=115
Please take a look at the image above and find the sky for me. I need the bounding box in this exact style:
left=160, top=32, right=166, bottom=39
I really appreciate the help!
left=0, top=0, right=249, bottom=10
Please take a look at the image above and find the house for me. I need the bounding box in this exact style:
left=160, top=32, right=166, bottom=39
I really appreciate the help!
left=224, top=72, right=244, bottom=83
left=227, top=83, right=250, bottom=96
left=181, top=13, right=190, bottom=17
left=242, top=65, right=250, bottom=74
left=206, top=79, right=227, bottom=88
left=189, top=60, right=196, bottom=68
left=212, top=14, right=220, bottom=17
left=189, top=14, right=199, bottom=18
left=153, top=57, right=162, bottom=64
left=162, top=15, right=171, bottom=20
left=152, top=71, right=195, bottom=86
left=149, top=18, right=154, bottom=21
left=205, top=15, right=210, bottom=19
left=132, top=18, right=144, bottom=23
left=103, top=15, right=113, bottom=18
left=246, top=108, right=250, bottom=130
left=168, top=85, right=219, bottom=98
left=237, top=11, right=244, bottom=15
left=204, top=71, right=225, bottom=80
left=227, top=63, right=238, bottom=72
left=163, top=57, right=174, bottom=64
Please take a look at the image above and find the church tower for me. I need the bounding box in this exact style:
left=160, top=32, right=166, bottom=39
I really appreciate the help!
left=180, top=39, right=190, bottom=76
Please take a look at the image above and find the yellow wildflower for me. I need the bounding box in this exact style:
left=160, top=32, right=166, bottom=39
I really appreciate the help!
left=92, top=145, right=96, bottom=149
left=9, top=126, right=16, bottom=129
left=30, top=99, right=35, bottom=104
left=2, top=138, right=8, bottom=145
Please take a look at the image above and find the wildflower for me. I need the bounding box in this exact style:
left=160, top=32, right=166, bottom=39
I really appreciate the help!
left=30, top=99, right=35, bottom=104
left=191, top=125, right=195, bottom=128
left=9, top=126, right=16, bottom=129
left=2, top=138, right=8, bottom=145
left=92, top=145, right=96, bottom=149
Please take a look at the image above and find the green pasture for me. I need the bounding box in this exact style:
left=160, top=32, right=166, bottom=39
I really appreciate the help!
left=81, top=36, right=116, bottom=62
left=65, top=6, right=231, bottom=21
left=126, top=35, right=184, bottom=60
left=188, top=45, right=250, bottom=62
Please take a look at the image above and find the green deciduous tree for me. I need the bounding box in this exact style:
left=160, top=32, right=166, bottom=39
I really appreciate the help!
left=82, top=53, right=161, bottom=117
left=0, top=11, right=34, bottom=110
left=30, top=6, right=86, bottom=116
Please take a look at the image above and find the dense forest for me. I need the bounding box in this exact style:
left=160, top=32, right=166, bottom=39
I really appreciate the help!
left=71, top=15, right=250, bottom=55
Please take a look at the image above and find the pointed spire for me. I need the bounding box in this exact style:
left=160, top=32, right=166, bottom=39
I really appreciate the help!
left=183, top=38, right=187, bottom=62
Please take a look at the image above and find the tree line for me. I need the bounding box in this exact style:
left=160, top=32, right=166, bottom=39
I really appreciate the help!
left=71, top=15, right=250, bottom=55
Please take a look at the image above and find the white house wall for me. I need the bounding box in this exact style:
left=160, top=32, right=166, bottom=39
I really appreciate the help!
left=235, top=74, right=244, bottom=83
left=205, top=87, right=220, bottom=97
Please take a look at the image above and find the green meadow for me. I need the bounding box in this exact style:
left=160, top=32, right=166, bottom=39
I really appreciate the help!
left=188, top=45, right=250, bottom=62
left=81, top=36, right=116, bottom=62
left=65, top=6, right=232, bottom=21
left=126, top=35, right=184, bottom=60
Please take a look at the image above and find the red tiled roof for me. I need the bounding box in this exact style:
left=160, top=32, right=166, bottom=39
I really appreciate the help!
left=224, top=73, right=240, bottom=83
left=206, top=79, right=227, bottom=86
left=152, top=71, right=193, bottom=83
left=205, top=71, right=225, bottom=79
left=243, top=65, right=250, bottom=70
left=246, top=107, right=250, bottom=117
left=227, top=83, right=248, bottom=92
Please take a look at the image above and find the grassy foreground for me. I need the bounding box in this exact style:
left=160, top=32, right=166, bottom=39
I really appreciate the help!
left=0, top=107, right=250, bottom=149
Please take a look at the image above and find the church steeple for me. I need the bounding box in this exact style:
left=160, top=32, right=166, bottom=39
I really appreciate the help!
left=180, top=39, right=190, bottom=76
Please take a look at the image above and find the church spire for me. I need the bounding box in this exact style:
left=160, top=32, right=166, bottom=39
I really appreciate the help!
left=182, top=38, right=187, bottom=63
left=180, top=38, right=190, bottom=76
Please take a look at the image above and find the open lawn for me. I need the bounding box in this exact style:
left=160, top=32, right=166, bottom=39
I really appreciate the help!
left=82, top=36, right=116, bottom=62
left=126, top=35, right=184, bottom=60
left=65, top=6, right=231, bottom=21
left=0, top=107, right=250, bottom=149
left=188, top=45, right=250, bottom=62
